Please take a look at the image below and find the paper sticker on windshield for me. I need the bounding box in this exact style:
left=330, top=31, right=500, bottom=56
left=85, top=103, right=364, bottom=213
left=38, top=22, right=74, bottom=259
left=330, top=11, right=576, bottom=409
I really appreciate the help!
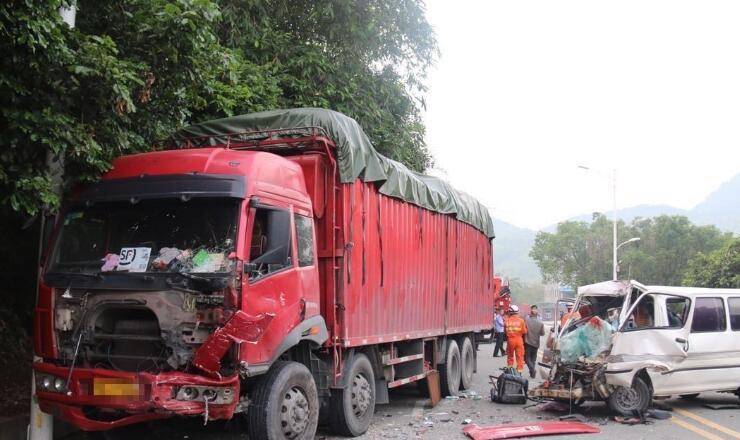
left=116, top=247, right=151, bottom=272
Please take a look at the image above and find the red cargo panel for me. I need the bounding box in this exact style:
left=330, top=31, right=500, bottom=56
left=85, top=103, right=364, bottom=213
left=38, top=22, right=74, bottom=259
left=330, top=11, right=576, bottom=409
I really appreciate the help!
left=339, top=180, right=493, bottom=346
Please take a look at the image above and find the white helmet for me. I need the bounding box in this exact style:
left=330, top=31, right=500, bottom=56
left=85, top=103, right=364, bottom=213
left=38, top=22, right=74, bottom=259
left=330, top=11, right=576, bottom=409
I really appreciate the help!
left=509, top=304, right=520, bottom=314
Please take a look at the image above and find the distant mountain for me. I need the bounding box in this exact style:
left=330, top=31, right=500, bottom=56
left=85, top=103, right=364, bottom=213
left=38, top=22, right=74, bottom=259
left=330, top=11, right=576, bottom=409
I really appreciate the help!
left=691, top=173, right=740, bottom=233
left=544, top=173, right=740, bottom=234
left=493, top=220, right=540, bottom=283
left=493, top=172, right=740, bottom=284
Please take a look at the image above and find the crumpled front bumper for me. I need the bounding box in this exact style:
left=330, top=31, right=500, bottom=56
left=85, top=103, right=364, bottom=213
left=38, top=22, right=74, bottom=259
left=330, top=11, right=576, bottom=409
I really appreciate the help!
left=34, top=363, right=239, bottom=431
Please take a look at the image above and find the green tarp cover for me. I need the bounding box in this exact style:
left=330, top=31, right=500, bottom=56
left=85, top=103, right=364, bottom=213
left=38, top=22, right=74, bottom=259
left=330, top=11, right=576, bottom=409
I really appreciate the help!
left=170, top=108, right=494, bottom=238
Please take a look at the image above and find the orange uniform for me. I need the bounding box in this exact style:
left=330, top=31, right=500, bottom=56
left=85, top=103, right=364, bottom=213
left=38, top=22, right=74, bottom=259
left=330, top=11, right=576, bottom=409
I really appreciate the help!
left=505, top=315, right=528, bottom=373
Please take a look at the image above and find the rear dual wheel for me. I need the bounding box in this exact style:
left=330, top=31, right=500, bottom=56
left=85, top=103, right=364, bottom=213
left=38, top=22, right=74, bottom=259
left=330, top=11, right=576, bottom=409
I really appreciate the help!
left=460, top=337, right=476, bottom=390
left=440, top=340, right=461, bottom=396
left=329, top=353, right=376, bottom=437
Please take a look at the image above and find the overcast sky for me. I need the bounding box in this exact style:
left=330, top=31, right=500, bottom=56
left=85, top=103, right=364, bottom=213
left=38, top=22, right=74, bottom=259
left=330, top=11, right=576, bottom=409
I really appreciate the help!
left=423, top=0, right=740, bottom=230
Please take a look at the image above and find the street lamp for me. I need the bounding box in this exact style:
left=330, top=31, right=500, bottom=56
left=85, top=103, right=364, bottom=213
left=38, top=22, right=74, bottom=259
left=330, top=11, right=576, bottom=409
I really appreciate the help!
left=577, top=165, right=618, bottom=280
left=617, top=237, right=641, bottom=250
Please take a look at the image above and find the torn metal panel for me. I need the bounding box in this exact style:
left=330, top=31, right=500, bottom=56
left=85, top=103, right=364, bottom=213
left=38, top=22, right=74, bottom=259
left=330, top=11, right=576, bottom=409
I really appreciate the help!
left=462, top=421, right=600, bottom=439
left=193, top=310, right=274, bottom=378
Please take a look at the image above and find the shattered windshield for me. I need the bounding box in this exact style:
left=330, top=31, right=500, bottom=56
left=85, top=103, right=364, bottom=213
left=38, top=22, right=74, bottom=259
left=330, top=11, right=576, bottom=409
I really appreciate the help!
left=48, top=198, right=238, bottom=275
left=564, top=295, right=626, bottom=333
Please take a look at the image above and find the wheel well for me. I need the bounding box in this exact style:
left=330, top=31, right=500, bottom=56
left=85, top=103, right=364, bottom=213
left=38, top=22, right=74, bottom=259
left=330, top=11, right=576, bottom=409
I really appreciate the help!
left=635, top=369, right=654, bottom=394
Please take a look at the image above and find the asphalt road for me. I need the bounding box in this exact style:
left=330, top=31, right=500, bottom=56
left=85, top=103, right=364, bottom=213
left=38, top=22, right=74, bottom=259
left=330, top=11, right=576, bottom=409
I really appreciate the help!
left=64, top=342, right=740, bottom=440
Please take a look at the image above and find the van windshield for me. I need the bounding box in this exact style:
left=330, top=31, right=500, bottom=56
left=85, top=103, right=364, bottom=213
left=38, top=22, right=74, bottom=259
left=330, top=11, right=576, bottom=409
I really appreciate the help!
left=48, top=198, right=238, bottom=275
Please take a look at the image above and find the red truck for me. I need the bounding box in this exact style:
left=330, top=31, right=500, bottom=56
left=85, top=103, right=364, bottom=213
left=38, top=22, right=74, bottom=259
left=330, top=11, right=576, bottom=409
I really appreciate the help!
left=33, top=109, right=495, bottom=439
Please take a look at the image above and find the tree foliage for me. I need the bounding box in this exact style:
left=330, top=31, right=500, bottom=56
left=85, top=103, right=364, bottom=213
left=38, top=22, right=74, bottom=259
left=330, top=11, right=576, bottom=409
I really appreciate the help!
left=683, top=237, right=740, bottom=288
left=530, top=214, right=733, bottom=286
left=1, top=0, right=437, bottom=216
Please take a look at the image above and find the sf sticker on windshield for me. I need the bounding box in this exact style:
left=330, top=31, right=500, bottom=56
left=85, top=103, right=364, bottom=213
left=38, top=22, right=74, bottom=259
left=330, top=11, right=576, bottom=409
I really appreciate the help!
left=116, top=247, right=151, bottom=272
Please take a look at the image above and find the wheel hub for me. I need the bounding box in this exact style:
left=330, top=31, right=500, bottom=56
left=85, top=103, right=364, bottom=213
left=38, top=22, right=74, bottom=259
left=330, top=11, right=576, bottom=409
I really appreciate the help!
left=616, top=387, right=640, bottom=409
left=351, top=373, right=372, bottom=418
left=280, top=386, right=310, bottom=438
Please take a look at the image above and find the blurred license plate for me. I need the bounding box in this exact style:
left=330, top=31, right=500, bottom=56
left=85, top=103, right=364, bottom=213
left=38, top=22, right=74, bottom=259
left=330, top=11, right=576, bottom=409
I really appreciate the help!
left=93, top=378, right=140, bottom=396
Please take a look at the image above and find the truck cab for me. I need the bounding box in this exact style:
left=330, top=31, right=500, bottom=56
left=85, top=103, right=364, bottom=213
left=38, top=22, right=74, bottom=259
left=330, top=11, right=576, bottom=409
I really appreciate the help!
left=34, top=148, right=328, bottom=435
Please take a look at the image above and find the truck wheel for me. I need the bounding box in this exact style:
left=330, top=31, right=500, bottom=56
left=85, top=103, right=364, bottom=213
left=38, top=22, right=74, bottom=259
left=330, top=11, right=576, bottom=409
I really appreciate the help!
left=247, top=361, right=319, bottom=440
left=440, top=339, right=461, bottom=396
left=460, top=336, right=476, bottom=390
left=607, top=376, right=651, bottom=415
left=329, top=353, right=376, bottom=437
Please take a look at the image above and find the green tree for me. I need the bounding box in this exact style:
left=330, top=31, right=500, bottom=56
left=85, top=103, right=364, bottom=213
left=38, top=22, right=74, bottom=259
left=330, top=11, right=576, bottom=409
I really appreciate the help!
left=530, top=214, right=627, bottom=286
left=530, top=214, right=731, bottom=286
left=620, top=216, right=731, bottom=285
left=1, top=0, right=437, bottom=217
left=683, top=237, right=740, bottom=288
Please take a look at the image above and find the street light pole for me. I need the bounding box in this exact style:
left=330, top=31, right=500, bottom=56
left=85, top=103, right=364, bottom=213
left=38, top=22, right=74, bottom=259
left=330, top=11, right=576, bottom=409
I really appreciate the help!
left=611, top=169, right=617, bottom=281
left=578, top=165, right=619, bottom=280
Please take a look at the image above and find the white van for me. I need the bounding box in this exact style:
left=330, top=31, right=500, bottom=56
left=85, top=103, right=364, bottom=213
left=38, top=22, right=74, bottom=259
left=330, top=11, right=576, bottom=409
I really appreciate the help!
left=532, top=280, right=740, bottom=414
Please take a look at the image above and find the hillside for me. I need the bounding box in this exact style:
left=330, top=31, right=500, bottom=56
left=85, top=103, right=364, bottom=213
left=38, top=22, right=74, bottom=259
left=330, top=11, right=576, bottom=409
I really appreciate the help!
left=691, top=173, right=740, bottom=233
left=492, top=220, right=540, bottom=282
left=493, top=172, right=740, bottom=284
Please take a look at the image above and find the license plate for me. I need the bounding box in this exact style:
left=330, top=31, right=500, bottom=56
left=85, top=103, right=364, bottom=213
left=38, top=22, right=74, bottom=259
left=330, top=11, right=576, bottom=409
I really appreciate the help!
left=93, top=378, right=140, bottom=396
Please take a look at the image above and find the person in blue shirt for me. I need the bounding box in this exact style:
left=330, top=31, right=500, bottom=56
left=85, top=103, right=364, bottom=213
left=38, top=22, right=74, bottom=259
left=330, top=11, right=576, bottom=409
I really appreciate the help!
left=493, top=308, right=506, bottom=357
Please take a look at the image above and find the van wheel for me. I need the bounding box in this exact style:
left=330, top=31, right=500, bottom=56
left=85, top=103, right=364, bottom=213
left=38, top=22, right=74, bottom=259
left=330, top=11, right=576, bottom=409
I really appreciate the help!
left=247, top=361, right=319, bottom=440
left=440, top=340, right=461, bottom=396
left=607, top=376, right=651, bottom=415
left=329, top=353, right=376, bottom=437
left=679, top=393, right=700, bottom=399
left=460, top=337, right=476, bottom=390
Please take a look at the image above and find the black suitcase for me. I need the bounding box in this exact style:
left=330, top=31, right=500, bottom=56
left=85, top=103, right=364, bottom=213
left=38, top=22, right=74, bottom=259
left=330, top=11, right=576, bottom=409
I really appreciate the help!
left=490, top=368, right=528, bottom=404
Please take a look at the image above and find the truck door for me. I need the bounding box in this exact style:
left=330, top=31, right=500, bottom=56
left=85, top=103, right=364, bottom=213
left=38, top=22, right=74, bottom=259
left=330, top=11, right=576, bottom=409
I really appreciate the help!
left=606, top=293, right=691, bottom=394
left=240, top=204, right=303, bottom=366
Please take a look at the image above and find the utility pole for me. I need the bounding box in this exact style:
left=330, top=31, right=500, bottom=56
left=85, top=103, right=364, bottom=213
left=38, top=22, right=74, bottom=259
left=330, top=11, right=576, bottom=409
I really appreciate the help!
left=611, top=169, right=617, bottom=281
left=29, top=4, right=75, bottom=439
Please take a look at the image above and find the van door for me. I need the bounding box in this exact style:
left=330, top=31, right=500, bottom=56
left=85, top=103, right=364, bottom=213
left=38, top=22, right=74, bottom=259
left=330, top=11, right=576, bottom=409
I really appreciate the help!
left=679, top=296, right=739, bottom=393
left=605, top=293, right=691, bottom=394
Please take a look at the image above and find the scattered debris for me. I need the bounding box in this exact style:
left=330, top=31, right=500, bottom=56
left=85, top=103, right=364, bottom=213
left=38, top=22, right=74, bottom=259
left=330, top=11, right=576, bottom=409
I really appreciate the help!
left=463, top=421, right=600, bottom=439
left=462, top=418, right=473, bottom=424
left=538, top=401, right=570, bottom=412
left=646, top=409, right=672, bottom=420
left=703, top=403, right=740, bottom=410
left=559, top=414, right=589, bottom=423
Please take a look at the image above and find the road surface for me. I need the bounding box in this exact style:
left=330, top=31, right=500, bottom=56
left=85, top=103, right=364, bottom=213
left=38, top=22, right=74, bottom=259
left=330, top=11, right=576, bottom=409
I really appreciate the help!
left=64, top=342, right=740, bottom=439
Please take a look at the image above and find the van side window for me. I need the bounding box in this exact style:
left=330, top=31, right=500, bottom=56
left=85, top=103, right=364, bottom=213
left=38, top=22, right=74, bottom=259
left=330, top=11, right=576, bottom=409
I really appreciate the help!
left=662, top=297, right=690, bottom=328
left=729, top=297, right=740, bottom=331
left=294, top=214, right=315, bottom=267
left=624, top=295, right=655, bottom=330
left=690, top=297, right=727, bottom=333
left=248, top=207, right=292, bottom=278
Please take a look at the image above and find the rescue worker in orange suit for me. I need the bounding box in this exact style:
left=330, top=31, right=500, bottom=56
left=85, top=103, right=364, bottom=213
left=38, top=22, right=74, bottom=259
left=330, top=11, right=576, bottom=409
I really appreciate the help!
left=505, top=304, right=528, bottom=374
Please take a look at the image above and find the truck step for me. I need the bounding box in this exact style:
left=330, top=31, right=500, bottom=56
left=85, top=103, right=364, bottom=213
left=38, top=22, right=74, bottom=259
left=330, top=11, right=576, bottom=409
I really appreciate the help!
left=382, top=353, right=424, bottom=366
left=388, top=372, right=428, bottom=388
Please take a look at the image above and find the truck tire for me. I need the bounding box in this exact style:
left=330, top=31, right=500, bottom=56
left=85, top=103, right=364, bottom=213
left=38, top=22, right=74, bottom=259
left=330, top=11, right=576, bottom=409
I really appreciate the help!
left=440, top=339, right=461, bottom=396
left=460, top=336, right=475, bottom=390
left=329, top=353, right=376, bottom=437
left=247, top=361, right=319, bottom=440
left=606, top=376, right=651, bottom=415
